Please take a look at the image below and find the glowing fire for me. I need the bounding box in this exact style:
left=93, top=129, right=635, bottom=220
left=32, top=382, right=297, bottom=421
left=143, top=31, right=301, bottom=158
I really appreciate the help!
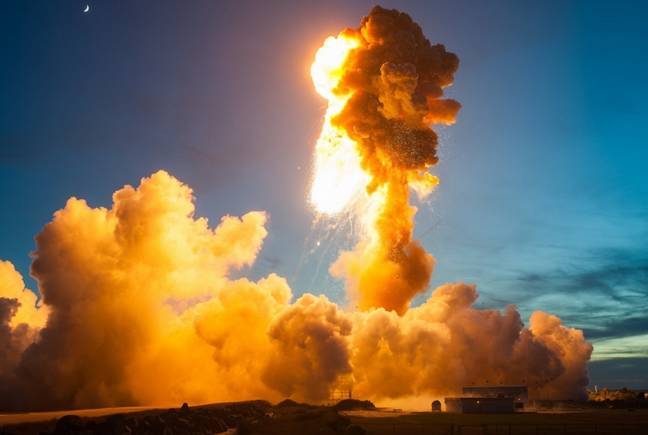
left=309, top=35, right=369, bottom=215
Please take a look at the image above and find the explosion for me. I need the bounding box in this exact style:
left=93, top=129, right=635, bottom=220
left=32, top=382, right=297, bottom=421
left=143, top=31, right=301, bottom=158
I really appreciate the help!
left=0, top=6, right=592, bottom=412
left=310, top=34, right=368, bottom=215
left=310, top=6, right=461, bottom=313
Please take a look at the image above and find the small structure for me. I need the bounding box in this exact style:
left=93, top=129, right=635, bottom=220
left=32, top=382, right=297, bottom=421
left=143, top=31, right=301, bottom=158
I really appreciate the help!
left=444, top=385, right=528, bottom=413
left=445, top=397, right=514, bottom=414
left=431, top=400, right=441, bottom=411
left=328, top=374, right=354, bottom=404
left=463, top=386, right=528, bottom=402
left=463, top=385, right=528, bottom=409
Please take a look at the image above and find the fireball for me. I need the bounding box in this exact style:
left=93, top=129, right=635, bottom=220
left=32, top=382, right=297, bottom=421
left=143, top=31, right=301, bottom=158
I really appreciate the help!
left=309, top=35, right=369, bottom=215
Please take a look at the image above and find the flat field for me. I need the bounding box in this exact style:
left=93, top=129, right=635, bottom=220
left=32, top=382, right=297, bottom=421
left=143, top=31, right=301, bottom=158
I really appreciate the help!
left=345, top=409, right=648, bottom=435
left=2, top=403, right=647, bottom=435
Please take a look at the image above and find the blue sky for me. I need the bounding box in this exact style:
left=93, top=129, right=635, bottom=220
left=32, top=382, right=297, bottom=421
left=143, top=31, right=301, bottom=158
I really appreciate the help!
left=1, top=0, right=647, bottom=388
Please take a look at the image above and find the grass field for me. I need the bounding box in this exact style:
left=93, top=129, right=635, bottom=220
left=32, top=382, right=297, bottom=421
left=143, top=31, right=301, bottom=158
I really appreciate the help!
left=345, top=409, right=648, bottom=435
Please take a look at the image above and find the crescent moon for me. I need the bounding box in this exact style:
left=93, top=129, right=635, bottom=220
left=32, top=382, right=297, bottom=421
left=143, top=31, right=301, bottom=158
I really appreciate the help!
left=83, top=5, right=90, bottom=13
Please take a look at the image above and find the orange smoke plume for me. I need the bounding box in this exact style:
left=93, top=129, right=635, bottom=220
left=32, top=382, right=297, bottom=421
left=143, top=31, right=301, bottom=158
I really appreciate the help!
left=310, top=6, right=460, bottom=313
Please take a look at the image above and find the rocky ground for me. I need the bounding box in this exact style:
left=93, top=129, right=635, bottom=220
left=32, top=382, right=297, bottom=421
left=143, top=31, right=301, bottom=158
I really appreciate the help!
left=0, top=400, right=370, bottom=435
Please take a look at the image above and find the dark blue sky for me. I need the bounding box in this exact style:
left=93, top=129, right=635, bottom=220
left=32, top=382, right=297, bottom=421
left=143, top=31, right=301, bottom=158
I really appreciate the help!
left=1, top=0, right=647, bottom=388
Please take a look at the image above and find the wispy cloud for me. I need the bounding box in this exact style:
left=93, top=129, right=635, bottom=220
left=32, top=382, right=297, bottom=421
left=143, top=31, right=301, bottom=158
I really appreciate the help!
left=511, top=249, right=648, bottom=338
left=589, top=334, right=648, bottom=361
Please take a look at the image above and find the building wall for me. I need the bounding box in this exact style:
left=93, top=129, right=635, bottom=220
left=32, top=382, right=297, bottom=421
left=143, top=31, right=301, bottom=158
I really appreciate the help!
left=445, top=398, right=463, bottom=413
left=444, top=397, right=515, bottom=413
left=462, top=386, right=528, bottom=403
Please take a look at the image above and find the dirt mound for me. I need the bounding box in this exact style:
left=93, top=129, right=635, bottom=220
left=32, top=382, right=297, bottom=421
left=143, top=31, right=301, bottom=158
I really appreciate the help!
left=333, top=399, right=376, bottom=411
left=274, top=399, right=303, bottom=408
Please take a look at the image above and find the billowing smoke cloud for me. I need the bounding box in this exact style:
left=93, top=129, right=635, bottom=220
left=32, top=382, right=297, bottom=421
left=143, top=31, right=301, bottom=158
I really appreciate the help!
left=262, top=294, right=353, bottom=400
left=0, top=261, right=48, bottom=330
left=0, top=261, right=47, bottom=393
left=0, top=171, right=590, bottom=411
left=311, top=6, right=461, bottom=313
left=349, top=284, right=591, bottom=401
left=334, top=6, right=460, bottom=184
left=1, top=171, right=289, bottom=410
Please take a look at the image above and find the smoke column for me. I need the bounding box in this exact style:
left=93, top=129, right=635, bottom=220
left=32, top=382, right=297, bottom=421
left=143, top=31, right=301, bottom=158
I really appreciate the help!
left=310, top=6, right=461, bottom=314
left=0, top=6, right=592, bottom=411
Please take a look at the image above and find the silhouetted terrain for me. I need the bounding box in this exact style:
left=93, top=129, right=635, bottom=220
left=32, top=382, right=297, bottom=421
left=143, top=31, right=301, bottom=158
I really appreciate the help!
left=3, top=400, right=648, bottom=435
left=0, top=401, right=365, bottom=435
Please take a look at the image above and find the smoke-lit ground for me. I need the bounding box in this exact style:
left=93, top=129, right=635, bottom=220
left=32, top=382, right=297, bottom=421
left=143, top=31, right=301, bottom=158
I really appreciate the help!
left=0, top=6, right=591, bottom=412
